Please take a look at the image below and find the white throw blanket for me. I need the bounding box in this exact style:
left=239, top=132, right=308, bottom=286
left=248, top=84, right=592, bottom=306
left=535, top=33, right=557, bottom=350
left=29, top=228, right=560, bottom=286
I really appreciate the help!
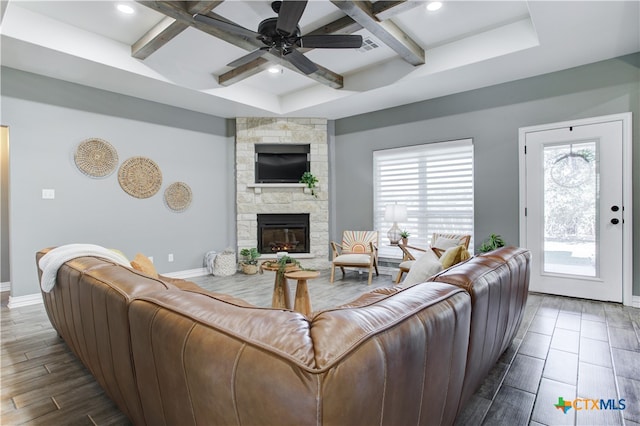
left=39, top=244, right=130, bottom=293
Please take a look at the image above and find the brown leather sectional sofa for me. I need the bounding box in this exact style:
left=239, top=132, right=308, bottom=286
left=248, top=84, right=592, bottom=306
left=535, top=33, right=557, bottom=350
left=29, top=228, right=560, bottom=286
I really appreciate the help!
left=37, top=246, right=530, bottom=426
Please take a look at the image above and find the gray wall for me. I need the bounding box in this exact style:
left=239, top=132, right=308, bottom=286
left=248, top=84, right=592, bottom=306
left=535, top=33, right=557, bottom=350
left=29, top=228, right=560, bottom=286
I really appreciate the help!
left=333, top=53, right=640, bottom=296
left=2, top=67, right=236, bottom=298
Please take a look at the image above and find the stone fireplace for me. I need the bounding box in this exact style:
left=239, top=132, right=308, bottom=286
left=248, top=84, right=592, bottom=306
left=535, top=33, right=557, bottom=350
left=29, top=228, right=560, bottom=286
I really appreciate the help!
left=236, top=118, right=329, bottom=269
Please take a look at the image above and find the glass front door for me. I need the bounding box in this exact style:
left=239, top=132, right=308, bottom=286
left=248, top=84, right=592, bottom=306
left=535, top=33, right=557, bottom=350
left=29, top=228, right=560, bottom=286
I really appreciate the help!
left=542, top=141, right=598, bottom=277
left=522, top=117, right=626, bottom=303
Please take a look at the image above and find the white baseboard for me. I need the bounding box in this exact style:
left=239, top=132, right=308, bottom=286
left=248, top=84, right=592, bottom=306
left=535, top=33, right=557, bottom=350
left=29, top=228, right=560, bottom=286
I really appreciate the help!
left=163, top=267, right=209, bottom=279
left=633, top=296, right=640, bottom=309
left=8, top=293, right=43, bottom=309
left=1, top=281, right=10, bottom=292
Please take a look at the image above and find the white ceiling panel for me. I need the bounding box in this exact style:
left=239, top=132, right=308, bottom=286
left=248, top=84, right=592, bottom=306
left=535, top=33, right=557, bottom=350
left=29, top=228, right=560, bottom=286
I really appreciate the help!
left=15, top=0, right=166, bottom=44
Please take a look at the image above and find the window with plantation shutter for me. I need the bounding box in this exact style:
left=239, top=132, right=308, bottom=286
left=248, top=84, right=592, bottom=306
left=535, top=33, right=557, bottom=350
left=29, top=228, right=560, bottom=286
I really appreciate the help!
left=373, top=138, right=474, bottom=259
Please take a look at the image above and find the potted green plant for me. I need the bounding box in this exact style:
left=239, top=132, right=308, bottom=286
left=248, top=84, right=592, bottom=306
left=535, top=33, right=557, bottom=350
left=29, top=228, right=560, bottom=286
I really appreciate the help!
left=400, top=230, right=410, bottom=245
left=239, top=248, right=260, bottom=274
left=274, top=255, right=300, bottom=274
left=478, top=234, right=505, bottom=253
left=300, top=171, right=319, bottom=198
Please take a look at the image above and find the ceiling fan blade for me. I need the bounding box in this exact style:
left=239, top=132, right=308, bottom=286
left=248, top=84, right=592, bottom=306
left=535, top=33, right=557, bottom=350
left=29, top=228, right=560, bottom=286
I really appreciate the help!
left=227, top=48, right=270, bottom=68
left=299, top=34, right=363, bottom=49
left=276, top=0, right=307, bottom=36
left=282, top=49, right=318, bottom=75
left=193, top=13, right=259, bottom=40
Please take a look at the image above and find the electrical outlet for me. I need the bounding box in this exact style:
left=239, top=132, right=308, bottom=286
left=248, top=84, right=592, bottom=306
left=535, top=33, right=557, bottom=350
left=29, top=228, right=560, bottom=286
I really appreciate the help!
left=148, top=256, right=153, bottom=263
left=168, top=254, right=174, bottom=262
left=42, top=189, right=55, bottom=199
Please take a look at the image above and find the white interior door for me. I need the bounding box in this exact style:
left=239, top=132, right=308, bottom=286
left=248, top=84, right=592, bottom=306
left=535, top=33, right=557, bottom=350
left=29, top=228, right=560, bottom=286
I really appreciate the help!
left=519, top=114, right=632, bottom=303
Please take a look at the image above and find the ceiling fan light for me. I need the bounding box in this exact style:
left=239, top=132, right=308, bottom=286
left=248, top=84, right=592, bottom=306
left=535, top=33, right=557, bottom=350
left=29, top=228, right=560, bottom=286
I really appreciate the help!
left=116, top=4, right=135, bottom=14
left=426, top=2, right=442, bottom=11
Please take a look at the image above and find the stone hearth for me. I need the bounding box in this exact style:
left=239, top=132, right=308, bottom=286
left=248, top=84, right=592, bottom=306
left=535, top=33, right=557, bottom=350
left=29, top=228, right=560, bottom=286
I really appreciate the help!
left=236, top=118, right=329, bottom=269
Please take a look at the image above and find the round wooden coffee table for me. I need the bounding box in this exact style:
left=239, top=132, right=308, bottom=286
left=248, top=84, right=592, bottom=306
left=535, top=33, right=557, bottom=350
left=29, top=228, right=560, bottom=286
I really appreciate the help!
left=284, top=270, right=320, bottom=316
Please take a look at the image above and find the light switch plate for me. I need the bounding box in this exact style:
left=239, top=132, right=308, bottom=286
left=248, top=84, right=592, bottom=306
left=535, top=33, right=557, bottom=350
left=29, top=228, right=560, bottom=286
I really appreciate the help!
left=42, top=189, right=55, bottom=199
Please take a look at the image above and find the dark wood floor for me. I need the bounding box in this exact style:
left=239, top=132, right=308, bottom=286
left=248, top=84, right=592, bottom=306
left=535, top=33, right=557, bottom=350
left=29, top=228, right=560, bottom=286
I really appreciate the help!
left=2, top=269, right=639, bottom=425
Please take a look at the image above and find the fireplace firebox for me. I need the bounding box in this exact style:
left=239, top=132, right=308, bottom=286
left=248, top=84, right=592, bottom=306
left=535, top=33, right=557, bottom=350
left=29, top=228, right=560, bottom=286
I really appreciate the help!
left=257, top=214, right=310, bottom=254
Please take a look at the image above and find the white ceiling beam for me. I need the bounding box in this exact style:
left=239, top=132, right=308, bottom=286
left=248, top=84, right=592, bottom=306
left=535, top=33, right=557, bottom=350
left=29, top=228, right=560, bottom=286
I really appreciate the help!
left=331, top=0, right=425, bottom=66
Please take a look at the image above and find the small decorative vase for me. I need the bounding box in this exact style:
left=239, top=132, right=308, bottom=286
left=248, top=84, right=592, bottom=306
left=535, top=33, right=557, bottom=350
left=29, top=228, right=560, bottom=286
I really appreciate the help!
left=401, top=237, right=408, bottom=246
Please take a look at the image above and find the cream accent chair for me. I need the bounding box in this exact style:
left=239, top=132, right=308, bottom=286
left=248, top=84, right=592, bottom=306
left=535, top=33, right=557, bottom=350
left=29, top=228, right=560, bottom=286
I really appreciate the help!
left=395, top=233, right=471, bottom=284
left=330, top=231, right=379, bottom=285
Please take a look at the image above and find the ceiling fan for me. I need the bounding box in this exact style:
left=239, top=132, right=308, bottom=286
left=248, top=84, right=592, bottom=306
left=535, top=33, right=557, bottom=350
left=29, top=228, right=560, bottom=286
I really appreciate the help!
left=193, top=0, right=363, bottom=75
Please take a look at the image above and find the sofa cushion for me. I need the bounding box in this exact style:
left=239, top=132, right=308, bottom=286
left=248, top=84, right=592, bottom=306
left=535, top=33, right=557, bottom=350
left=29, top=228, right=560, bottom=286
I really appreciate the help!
left=131, top=253, right=158, bottom=278
left=403, top=248, right=442, bottom=285
left=128, top=282, right=471, bottom=426
left=440, top=245, right=471, bottom=269
left=333, top=253, right=372, bottom=265
left=399, top=259, right=415, bottom=269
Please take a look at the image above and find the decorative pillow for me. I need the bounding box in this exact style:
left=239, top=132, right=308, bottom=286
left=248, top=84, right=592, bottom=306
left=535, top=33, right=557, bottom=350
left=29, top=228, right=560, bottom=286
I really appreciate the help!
left=440, top=245, right=471, bottom=269
left=109, top=248, right=128, bottom=261
left=402, top=248, right=443, bottom=286
left=433, top=237, right=463, bottom=250
left=131, top=253, right=158, bottom=278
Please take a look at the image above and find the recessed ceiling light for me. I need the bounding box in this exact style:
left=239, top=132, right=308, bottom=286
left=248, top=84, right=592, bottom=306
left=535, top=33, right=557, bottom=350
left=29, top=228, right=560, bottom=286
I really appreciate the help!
left=117, top=4, right=135, bottom=14
left=426, top=2, right=442, bottom=11
left=267, top=66, right=282, bottom=74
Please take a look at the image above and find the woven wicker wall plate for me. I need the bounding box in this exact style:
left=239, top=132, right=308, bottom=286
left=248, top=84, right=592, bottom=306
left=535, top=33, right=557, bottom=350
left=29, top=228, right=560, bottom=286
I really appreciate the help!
left=118, top=157, right=162, bottom=199
left=164, top=182, right=192, bottom=211
left=74, top=138, right=118, bottom=177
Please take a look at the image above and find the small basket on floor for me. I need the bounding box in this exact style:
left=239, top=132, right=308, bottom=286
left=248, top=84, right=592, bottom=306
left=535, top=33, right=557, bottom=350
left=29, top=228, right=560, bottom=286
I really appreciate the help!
left=240, top=263, right=258, bottom=275
left=213, top=249, right=236, bottom=276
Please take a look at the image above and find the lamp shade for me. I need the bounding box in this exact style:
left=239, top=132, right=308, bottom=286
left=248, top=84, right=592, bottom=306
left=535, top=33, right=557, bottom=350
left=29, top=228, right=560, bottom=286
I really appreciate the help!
left=384, top=204, right=407, bottom=222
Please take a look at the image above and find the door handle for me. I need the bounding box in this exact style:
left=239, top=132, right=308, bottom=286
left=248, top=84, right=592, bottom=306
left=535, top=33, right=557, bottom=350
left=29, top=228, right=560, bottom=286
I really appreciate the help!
left=611, top=218, right=620, bottom=225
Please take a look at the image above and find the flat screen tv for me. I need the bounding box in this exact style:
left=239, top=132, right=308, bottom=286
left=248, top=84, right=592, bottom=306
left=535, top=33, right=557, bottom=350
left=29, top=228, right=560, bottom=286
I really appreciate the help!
left=255, top=144, right=310, bottom=183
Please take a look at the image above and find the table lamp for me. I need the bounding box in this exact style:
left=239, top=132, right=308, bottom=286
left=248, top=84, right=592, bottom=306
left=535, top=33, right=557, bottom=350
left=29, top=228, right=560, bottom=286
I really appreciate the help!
left=385, top=204, right=407, bottom=245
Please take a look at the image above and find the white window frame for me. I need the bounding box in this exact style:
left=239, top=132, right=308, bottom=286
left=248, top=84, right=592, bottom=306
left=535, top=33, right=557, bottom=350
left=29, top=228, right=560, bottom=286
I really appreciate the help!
left=373, top=138, right=474, bottom=259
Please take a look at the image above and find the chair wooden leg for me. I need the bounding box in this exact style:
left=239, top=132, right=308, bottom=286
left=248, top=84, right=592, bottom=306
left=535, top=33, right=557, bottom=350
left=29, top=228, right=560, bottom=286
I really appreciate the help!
left=340, top=267, right=345, bottom=277
left=367, top=267, right=373, bottom=285
left=330, top=264, right=335, bottom=283
left=395, top=270, right=404, bottom=284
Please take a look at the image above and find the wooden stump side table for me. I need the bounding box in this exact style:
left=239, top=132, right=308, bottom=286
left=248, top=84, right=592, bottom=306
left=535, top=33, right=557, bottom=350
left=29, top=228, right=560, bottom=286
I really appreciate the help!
left=261, top=261, right=300, bottom=310
left=284, top=270, right=320, bottom=316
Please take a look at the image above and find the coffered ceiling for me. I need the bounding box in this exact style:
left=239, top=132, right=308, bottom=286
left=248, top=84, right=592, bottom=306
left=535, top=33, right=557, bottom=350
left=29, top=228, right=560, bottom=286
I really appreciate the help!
left=1, top=1, right=638, bottom=119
